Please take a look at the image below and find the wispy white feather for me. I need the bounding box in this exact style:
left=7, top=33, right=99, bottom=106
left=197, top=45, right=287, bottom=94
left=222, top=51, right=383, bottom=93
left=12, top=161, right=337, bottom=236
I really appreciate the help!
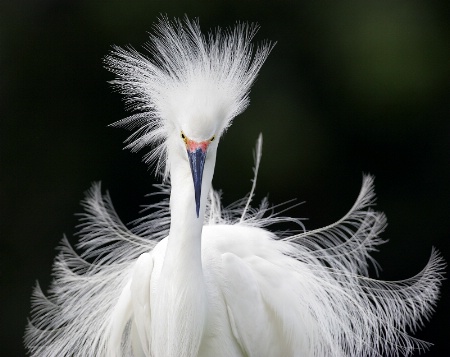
left=105, top=16, right=273, bottom=179
left=25, top=140, right=445, bottom=357
left=240, top=133, right=263, bottom=222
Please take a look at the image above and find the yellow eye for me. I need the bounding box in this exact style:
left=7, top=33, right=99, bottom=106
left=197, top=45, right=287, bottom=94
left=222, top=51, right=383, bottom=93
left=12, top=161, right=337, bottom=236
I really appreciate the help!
left=181, top=132, right=186, bottom=140
left=210, top=135, right=215, bottom=142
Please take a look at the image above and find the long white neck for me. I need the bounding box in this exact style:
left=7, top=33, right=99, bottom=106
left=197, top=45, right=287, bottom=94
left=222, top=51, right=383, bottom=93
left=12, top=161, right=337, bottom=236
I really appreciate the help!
left=151, top=150, right=216, bottom=357
left=166, top=148, right=216, bottom=267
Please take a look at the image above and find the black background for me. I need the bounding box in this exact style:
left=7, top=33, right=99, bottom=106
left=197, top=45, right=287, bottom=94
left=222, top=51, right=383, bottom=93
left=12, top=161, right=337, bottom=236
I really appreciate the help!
left=1, top=1, right=449, bottom=355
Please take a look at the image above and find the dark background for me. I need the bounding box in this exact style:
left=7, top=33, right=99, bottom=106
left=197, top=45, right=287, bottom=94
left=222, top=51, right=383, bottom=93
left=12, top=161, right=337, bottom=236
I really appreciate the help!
left=1, top=1, right=449, bottom=355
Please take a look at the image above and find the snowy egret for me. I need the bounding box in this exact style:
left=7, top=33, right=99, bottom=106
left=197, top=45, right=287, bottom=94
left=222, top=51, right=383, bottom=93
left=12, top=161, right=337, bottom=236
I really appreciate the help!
left=25, top=16, right=445, bottom=357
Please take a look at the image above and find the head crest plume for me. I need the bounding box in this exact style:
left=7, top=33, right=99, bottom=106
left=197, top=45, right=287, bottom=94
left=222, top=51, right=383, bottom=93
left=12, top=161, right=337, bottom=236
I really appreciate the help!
left=105, top=16, right=273, bottom=179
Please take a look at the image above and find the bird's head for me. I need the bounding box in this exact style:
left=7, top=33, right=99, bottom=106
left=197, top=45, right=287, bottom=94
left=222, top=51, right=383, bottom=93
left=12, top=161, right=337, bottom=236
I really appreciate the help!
left=105, top=16, right=272, bottom=216
left=169, top=101, right=222, bottom=217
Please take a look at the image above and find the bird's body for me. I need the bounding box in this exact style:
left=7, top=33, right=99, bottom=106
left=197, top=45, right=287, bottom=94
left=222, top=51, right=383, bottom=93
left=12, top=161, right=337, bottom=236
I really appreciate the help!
left=25, top=17, right=444, bottom=357
left=138, top=225, right=277, bottom=357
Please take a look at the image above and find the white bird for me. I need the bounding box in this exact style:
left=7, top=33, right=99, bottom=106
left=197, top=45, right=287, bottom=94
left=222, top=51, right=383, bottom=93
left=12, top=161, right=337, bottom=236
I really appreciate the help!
left=25, top=16, right=445, bottom=357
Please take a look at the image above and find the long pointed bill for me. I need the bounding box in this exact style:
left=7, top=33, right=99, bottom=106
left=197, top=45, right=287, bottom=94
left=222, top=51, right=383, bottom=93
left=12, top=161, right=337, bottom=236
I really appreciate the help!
left=186, top=140, right=209, bottom=218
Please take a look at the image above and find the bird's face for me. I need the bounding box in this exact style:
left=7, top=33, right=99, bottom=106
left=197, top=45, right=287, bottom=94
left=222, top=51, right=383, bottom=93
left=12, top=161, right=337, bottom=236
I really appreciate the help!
left=177, top=117, right=219, bottom=218
left=166, top=97, right=225, bottom=217
left=180, top=130, right=216, bottom=217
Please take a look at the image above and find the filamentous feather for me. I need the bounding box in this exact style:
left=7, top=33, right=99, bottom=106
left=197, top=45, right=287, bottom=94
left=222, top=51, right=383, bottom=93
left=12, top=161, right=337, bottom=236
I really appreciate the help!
left=105, top=16, right=272, bottom=179
left=25, top=16, right=445, bottom=357
left=25, top=147, right=445, bottom=356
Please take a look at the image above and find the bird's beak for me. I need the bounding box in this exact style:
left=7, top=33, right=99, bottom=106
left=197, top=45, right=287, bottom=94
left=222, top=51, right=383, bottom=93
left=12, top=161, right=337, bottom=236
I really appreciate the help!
left=185, top=139, right=210, bottom=218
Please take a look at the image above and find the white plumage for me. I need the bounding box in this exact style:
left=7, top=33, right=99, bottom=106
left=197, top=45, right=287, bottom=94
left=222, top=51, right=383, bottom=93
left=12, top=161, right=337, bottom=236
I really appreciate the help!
left=25, top=16, right=444, bottom=357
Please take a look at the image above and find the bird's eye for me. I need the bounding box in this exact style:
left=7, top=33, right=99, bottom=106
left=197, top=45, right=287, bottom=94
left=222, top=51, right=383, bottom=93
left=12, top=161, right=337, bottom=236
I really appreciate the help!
left=210, top=135, right=215, bottom=142
left=181, top=132, right=186, bottom=140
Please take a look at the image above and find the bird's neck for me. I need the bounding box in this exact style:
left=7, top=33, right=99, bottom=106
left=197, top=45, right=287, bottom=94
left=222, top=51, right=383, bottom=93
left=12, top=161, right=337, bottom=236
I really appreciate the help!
left=159, top=152, right=217, bottom=289
left=151, top=157, right=215, bottom=356
left=166, top=157, right=213, bottom=263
